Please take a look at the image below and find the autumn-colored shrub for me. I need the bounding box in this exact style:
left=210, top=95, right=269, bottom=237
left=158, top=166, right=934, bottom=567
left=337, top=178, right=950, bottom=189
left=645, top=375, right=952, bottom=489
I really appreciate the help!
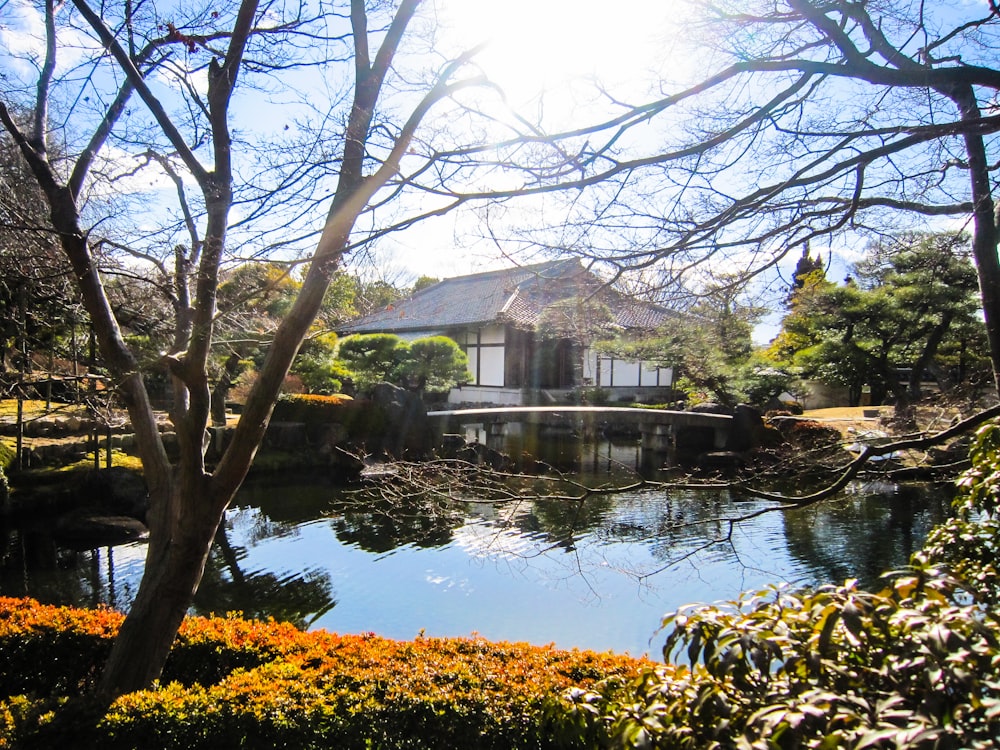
left=0, top=440, right=14, bottom=471
left=768, top=416, right=844, bottom=454
left=9, top=423, right=1000, bottom=748
left=0, top=597, right=648, bottom=749
left=0, top=598, right=122, bottom=696
left=270, top=393, right=365, bottom=443
left=272, top=393, right=353, bottom=424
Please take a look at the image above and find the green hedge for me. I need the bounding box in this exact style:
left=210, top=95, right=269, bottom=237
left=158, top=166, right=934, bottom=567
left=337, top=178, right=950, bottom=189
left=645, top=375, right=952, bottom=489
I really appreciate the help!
left=271, top=392, right=387, bottom=443
left=271, top=393, right=355, bottom=426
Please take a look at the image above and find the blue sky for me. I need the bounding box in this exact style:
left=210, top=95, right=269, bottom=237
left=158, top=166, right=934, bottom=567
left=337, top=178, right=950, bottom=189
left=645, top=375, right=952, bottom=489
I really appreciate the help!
left=0, top=0, right=980, bottom=343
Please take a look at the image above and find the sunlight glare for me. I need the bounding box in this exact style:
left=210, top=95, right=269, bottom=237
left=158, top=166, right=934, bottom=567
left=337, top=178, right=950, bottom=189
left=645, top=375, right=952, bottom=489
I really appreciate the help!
left=439, top=0, right=685, bottom=122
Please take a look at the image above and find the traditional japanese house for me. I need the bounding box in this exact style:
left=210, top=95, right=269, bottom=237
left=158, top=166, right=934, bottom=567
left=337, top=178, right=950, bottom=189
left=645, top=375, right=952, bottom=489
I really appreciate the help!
left=340, top=259, right=675, bottom=405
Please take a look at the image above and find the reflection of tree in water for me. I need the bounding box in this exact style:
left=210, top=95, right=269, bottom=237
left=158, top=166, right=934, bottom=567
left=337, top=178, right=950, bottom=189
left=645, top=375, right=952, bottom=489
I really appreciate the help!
left=193, top=522, right=336, bottom=629
left=477, top=482, right=951, bottom=589
left=224, top=466, right=955, bottom=600
left=234, top=477, right=346, bottom=525
left=780, top=483, right=952, bottom=589
left=598, top=490, right=766, bottom=575
left=509, top=494, right=614, bottom=551
left=330, top=464, right=757, bottom=571
left=464, top=486, right=746, bottom=572
left=526, top=489, right=734, bottom=554
left=329, top=497, right=466, bottom=553
left=323, top=467, right=574, bottom=554
left=231, top=478, right=469, bottom=554
left=0, top=526, right=142, bottom=611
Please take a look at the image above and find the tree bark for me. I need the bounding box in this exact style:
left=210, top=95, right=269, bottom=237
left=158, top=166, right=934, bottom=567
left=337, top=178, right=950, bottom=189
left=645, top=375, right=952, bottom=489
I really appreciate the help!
left=952, top=85, right=1000, bottom=393
left=211, top=352, right=243, bottom=427
left=94, top=0, right=429, bottom=702
left=908, top=312, right=954, bottom=400
left=5, top=0, right=501, bottom=705
left=96, top=474, right=222, bottom=700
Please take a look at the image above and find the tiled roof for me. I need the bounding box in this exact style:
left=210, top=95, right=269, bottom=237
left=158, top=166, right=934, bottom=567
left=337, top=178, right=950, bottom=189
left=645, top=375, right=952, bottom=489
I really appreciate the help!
left=341, top=259, right=673, bottom=334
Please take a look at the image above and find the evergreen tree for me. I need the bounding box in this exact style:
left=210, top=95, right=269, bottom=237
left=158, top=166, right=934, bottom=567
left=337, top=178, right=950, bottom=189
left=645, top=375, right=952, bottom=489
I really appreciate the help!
left=785, top=244, right=826, bottom=308
left=766, top=233, right=987, bottom=405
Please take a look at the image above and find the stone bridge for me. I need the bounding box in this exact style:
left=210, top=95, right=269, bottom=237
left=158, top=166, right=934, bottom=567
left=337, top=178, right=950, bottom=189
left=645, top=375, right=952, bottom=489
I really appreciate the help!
left=427, top=405, right=734, bottom=455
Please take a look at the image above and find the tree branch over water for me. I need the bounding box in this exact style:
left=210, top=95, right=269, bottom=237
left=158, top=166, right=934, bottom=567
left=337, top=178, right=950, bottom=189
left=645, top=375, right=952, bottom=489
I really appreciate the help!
left=345, top=402, right=1000, bottom=587
left=738, top=404, right=1000, bottom=506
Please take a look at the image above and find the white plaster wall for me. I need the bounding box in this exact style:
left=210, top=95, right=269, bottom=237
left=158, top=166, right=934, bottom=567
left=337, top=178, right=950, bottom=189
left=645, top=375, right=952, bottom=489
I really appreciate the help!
left=479, top=325, right=506, bottom=344
left=478, top=346, right=505, bottom=386
left=463, top=325, right=506, bottom=386
left=641, top=364, right=672, bottom=386
left=613, top=360, right=642, bottom=386
left=466, top=347, right=479, bottom=382
left=598, top=360, right=613, bottom=387
left=447, top=386, right=523, bottom=405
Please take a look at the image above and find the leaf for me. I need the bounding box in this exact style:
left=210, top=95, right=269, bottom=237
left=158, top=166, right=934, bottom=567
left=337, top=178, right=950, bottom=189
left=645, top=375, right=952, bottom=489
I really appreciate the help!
left=841, top=601, right=866, bottom=644
left=815, top=604, right=841, bottom=660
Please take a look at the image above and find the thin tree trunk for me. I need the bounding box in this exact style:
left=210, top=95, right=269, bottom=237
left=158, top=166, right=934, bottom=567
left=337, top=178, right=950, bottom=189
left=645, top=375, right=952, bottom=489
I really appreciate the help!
left=211, top=352, right=242, bottom=427
left=908, top=313, right=953, bottom=399
left=7, top=0, right=439, bottom=704
left=953, top=86, right=1000, bottom=394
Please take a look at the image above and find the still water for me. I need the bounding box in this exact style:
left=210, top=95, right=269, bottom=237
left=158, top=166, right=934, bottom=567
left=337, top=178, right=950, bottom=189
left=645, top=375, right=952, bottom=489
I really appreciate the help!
left=0, top=459, right=951, bottom=658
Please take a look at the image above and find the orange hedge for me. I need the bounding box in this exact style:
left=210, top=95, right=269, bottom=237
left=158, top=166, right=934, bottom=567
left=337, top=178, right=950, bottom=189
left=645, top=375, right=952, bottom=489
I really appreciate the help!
left=0, top=597, right=652, bottom=749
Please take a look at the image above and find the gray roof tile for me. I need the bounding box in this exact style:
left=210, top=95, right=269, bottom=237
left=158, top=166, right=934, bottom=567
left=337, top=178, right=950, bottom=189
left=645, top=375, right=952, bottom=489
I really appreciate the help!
left=341, top=259, right=673, bottom=334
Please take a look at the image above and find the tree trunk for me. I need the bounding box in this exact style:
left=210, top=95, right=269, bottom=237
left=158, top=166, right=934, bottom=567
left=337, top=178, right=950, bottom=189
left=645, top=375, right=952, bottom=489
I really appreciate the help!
left=5, top=0, right=433, bottom=704
left=211, top=352, right=242, bottom=427
left=954, top=86, right=1000, bottom=394
left=96, top=473, right=225, bottom=702
left=908, top=312, right=953, bottom=400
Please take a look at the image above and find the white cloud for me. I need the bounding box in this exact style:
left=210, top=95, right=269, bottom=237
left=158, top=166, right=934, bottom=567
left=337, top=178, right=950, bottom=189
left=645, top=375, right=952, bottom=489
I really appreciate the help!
left=0, top=0, right=46, bottom=59
left=0, top=0, right=95, bottom=80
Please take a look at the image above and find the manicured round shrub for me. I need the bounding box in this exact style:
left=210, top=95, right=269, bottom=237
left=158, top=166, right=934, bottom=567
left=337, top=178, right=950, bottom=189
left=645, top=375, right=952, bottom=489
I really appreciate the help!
left=271, top=393, right=353, bottom=425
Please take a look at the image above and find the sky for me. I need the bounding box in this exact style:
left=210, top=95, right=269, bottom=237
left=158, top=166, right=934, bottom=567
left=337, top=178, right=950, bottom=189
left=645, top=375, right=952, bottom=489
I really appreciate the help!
left=373, top=0, right=695, bottom=281
left=437, top=0, right=682, bottom=114
left=0, top=0, right=873, bottom=346
left=386, top=0, right=867, bottom=336
left=1, top=0, right=978, bottom=344
left=0, top=0, right=692, bottom=275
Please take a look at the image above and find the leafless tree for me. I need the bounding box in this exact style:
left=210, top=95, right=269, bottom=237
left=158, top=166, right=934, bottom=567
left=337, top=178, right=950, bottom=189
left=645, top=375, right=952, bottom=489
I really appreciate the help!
left=0, top=0, right=601, bottom=700
left=445, top=1, right=1000, bottom=393
left=4, top=0, right=1000, bottom=704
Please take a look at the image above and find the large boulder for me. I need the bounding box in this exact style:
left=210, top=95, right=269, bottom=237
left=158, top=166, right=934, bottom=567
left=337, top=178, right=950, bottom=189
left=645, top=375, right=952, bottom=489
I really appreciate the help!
left=263, top=421, right=309, bottom=450
left=370, top=383, right=435, bottom=459
left=76, top=467, right=149, bottom=520
left=675, top=402, right=733, bottom=462
left=726, top=404, right=766, bottom=452
left=54, top=510, right=149, bottom=549
left=316, top=424, right=365, bottom=479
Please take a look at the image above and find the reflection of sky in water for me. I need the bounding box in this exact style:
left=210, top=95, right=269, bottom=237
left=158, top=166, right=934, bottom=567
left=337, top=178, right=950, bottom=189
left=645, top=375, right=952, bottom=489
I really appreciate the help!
left=0, top=480, right=951, bottom=659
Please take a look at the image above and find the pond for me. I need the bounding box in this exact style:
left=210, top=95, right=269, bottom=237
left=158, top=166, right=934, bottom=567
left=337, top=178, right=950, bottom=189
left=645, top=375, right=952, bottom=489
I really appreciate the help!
left=0, top=451, right=952, bottom=658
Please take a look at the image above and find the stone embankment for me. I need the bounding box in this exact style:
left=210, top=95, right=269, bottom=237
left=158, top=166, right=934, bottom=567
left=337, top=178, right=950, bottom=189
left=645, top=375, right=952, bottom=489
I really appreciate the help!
left=0, top=410, right=172, bottom=469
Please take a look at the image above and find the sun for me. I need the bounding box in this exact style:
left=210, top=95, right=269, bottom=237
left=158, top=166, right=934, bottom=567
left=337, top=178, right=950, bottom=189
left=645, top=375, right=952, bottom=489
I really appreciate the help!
left=437, top=0, right=689, bottom=125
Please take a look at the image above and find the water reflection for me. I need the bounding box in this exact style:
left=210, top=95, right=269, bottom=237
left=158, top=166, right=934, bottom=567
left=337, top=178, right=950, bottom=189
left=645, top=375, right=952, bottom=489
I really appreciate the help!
left=0, top=466, right=954, bottom=657
left=193, top=523, right=336, bottom=629
left=781, top=481, right=951, bottom=585
left=0, top=524, right=145, bottom=610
